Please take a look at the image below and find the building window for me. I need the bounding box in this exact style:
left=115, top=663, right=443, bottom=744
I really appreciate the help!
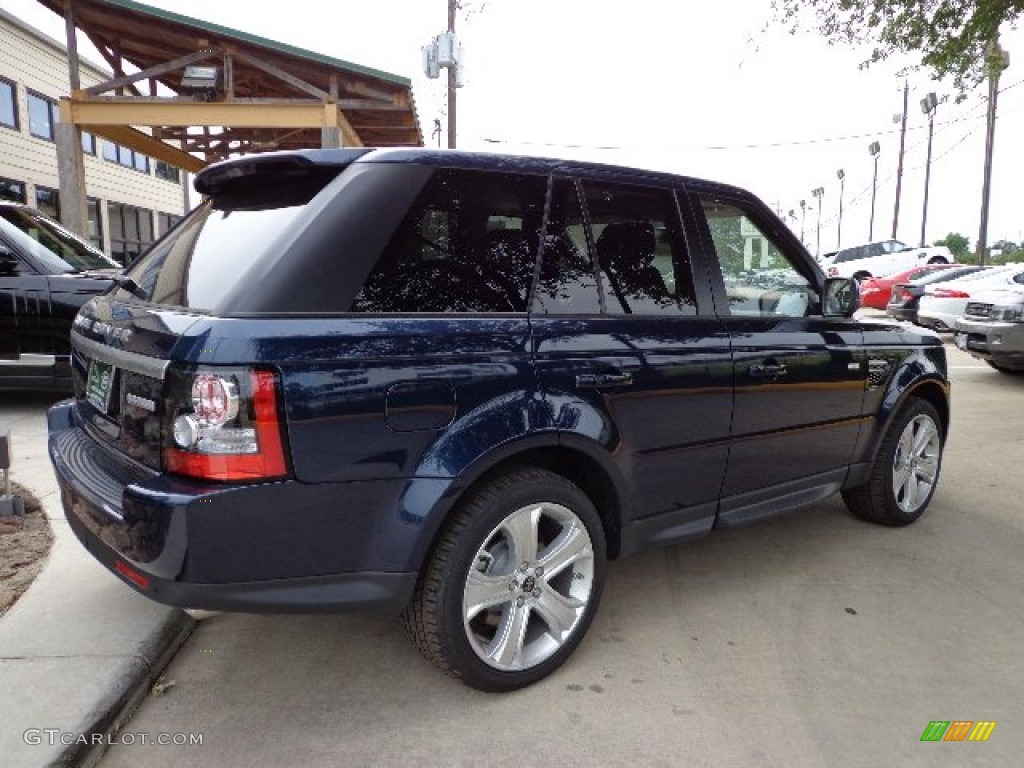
left=87, top=197, right=103, bottom=249
left=155, top=161, right=181, bottom=183
left=156, top=212, right=181, bottom=236
left=0, top=77, right=17, bottom=130
left=82, top=131, right=96, bottom=155
left=103, top=140, right=151, bottom=173
left=35, top=187, right=60, bottom=220
left=27, top=91, right=58, bottom=141
left=0, top=177, right=26, bottom=203
left=108, top=202, right=155, bottom=265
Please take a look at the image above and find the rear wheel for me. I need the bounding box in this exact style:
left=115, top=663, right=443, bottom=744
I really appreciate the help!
left=842, top=399, right=944, bottom=526
left=927, top=256, right=948, bottom=264
left=403, top=467, right=606, bottom=692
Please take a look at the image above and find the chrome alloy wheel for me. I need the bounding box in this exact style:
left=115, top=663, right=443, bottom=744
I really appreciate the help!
left=892, top=413, right=941, bottom=514
left=462, top=502, right=595, bottom=672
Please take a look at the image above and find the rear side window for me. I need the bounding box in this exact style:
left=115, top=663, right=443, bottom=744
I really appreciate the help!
left=533, top=179, right=697, bottom=315
left=351, top=169, right=546, bottom=313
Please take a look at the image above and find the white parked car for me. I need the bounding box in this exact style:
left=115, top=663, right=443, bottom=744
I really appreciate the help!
left=918, top=264, right=1024, bottom=331
left=822, top=239, right=952, bottom=280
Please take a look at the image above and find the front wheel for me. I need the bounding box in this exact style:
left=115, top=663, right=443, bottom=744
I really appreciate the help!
left=842, top=399, right=944, bottom=526
left=927, top=256, right=948, bottom=264
left=402, top=467, right=606, bottom=692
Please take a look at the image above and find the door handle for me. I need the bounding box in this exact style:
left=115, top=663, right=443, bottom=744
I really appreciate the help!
left=749, top=364, right=788, bottom=378
left=575, top=372, right=634, bottom=389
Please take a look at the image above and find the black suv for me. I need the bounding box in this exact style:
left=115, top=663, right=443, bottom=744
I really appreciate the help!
left=48, top=149, right=950, bottom=691
left=1, top=202, right=119, bottom=390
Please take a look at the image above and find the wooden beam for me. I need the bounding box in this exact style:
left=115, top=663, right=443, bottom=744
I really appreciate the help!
left=66, top=120, right=206, bottom=173
left=65, top=98, right=348, bottom=129
left=230, top=50, right=329, bottom=101
left=342, top=81, right=398, bottom=103
left=64, top=1, right=81, bottom=91
left=83, top=34, right=145, bottom=97
left=84, top=49, right=220, bottom=96
left=337, top=99, right=408, bottom=111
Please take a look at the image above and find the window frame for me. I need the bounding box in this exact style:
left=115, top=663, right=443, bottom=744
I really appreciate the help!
left=0, top=177, right=27, bottom=204
left=0, top=76, right=18, bottom=131
left=26, top=90, right=58, bottom=141
left=34, top=186, right=60, bottom=221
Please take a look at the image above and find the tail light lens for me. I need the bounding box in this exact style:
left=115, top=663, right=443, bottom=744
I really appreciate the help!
left=164, top=367, right=288, bottom=481
left=929, top=288, right=970, bottom=299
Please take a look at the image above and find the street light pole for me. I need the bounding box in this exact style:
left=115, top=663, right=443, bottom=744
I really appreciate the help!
left=919, top=92, right=938, bottom=248
left=799, top=199, right=807, bottom=246
left=836, top=169, right=845, bottom=249
left=812, top=187, right=825, bottom=258
left=868, top=141, right=881, bottom=240
left=892, top=79, right=909, bottom=238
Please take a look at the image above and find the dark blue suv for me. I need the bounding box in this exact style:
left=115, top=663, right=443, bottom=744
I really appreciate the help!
left=48, top=149, right=950, bottom=691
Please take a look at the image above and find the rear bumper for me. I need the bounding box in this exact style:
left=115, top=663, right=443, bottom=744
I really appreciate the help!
left=47, top=401, right=419, bottom=613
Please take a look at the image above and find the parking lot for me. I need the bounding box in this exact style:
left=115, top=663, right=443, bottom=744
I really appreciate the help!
left=22, top=341, right=997, bottom=768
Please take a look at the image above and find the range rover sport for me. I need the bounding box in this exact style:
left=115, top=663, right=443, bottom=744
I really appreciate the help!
left=48, top=148, right=950, bottom=692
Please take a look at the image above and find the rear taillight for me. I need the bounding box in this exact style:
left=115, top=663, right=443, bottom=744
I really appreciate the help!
left=164, top=368, right=288, bottom=481
left=929, top=288, right=970, bottom=299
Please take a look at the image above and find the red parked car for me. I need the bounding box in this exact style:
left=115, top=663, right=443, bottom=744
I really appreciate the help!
left=858, top=264, right=961, bottom=310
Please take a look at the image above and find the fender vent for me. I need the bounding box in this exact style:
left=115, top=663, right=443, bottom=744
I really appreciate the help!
left=867, top=359, right=890, bottom=388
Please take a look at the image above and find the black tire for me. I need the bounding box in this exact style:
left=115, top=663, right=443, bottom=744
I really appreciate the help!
left=986, top=360, right=1024, bottom=375
left=927, top=256, right=948, bottom=264
left=842, top=399, right=944, bottom=526
left=402, top=467, right=607, bottom=692
left=852, top=271, right=871, bottom=282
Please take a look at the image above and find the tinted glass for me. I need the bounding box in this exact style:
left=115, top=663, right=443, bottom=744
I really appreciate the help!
left=0, top=178, right=26, bottom=204
left=701, top=198, right=818, bottom=317
left=533, top=178, right=602, bottom=314
left=582, top=181, right=696, bottom=315
left=27, top=93, right=54, bottom=140
left=0, top=78, right=16, bottom=129
left=351, top=169, right=546, bottom=313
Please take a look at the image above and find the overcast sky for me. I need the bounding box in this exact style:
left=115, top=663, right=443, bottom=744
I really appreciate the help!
left=6, top=0, right=1023, bottom=253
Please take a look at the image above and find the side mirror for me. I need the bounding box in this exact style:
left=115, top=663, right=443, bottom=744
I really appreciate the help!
left=823, top=277, right=859, bottom=318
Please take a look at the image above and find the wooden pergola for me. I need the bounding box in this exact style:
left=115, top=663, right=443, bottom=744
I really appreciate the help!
left=39, top=0, right=422, bottom=234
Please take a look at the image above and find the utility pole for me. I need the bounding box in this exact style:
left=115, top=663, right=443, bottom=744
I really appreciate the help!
left=836, top=169, right=845, bottom=249
left=978, top=39, right=1010, bottom=265
left=447, top=0, right=457, bottom=149
left=812, top=187, right=825, bottom=258
left=919, top=92, right=938, bottom=248
left=799, top=199, right=807, bottom=246
left=892, top=79, right=909, bottom=239
left=868, top=141, right=881, bottom=240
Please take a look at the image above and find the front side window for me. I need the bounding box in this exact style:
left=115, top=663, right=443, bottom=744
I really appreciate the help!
left=351, top=169, right=546, bottom=313
left=27, top=92, right=57, bottom=141
left=701, top=198, right=818, bottom=317
left=0, top=77, right=17, bottom=129
left=0, top=205, right=117, bottom=272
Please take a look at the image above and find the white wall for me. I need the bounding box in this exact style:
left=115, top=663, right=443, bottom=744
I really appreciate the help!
left=0, top=10, right=185, bottom=255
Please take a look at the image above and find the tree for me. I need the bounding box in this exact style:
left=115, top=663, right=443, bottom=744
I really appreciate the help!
left=772, top=1, right=1024, bottom=95
left=934, top=232, right=972, bottom=262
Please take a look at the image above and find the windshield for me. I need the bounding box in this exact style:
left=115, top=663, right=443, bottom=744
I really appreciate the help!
left=0, top=206, right=118, bottom=272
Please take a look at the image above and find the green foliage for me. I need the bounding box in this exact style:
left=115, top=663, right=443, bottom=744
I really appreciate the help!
left=990, top=239, right=1023, bottom=263
left=772, top=1, right=1023, bottom=95
left=934, top=231, right=972, bottom=261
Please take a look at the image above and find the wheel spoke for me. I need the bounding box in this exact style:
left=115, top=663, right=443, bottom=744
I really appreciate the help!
left=538, top=524, right=592, bottom=578
left=902, top=472, right=920, bottom=510
left=912, top=420, right=938, bottom=457
left=533, top=588, right=583, bottom=641
left=916, top=456, right=939, bottom=484
left=503, top=505, right=540, bottom=565
left=488, top=602, right=531, bottom=668
left=464, top=570, right=513, bottom=617
left=892, top=463, right=912, bottom=498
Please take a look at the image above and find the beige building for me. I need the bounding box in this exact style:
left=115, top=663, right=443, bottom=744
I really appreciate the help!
left=0, top=8, right=186, bottom=263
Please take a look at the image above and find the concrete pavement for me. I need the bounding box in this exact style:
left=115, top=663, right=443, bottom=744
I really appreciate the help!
left=0, top=392, right=193, bottom=768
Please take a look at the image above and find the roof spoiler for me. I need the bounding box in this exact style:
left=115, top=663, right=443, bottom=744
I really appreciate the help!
left=194, top=149, right=374, bottom=196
